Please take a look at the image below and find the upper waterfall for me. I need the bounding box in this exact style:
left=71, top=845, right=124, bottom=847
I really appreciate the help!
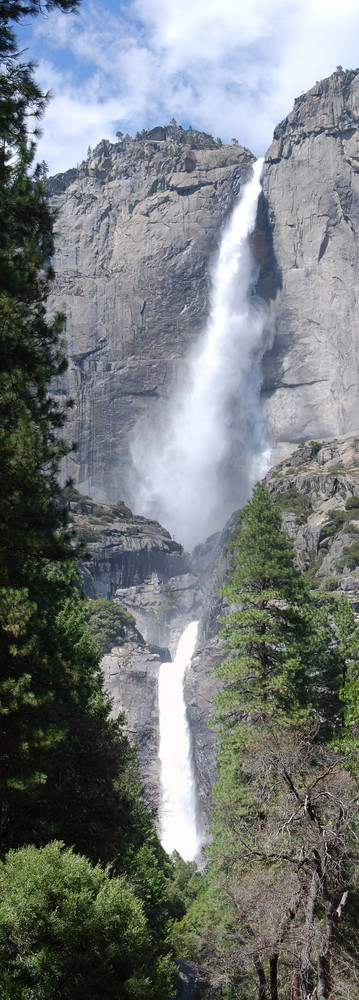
left=130, top=159, right=270, bottom=550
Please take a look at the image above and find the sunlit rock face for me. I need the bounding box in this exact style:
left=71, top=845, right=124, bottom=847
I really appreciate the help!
left=47, top=128, right=254, bottom=503
left=259, top=68, right=359, bottom=455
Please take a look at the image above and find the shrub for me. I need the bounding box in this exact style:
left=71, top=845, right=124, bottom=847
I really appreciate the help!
left=0, top=841, right=149, bottom=1000
left=335, top=540, right=359, bottom=571
left=345, top=496, right=359, bottom=515
left=85, top=598, right=136, bottom=655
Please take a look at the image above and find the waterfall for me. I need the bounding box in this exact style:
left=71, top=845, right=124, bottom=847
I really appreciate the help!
left=130, top=158, right=270, bottom=551
left=158, top=621, right=200, bottom=861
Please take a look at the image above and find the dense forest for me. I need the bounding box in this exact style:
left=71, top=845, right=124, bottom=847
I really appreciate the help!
left=0, top=3, right=358, bottom=999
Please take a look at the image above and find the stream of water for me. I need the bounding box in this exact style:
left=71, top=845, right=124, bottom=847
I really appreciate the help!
left=131, top=158, right=269, bottom=550
left=158, top=621, right=200, bottom=861
left=154, top=162, right=268, bottom=856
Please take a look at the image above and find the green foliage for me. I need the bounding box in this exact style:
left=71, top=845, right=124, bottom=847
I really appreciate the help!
left=149, top=583, right=181, bottom=624
left=0, top=0, right=85, bottom=823
left=62, top=483, right=91, bottom=502
left=215, top=482, right=312, bottom=728
left=0, top=840, right=163, bottom=1000
left=85, top=597, right=136, bottom=655
left=335, top=538, right=359, bottom=570
left=308, top=439, right=323, bottom=454
left=273, top=485, right=312, bottom=522
left=116, top=498, right=133, bottom=517
left=0, top=10, right=179, bottom=1000
left=319, top=508, right=348, bottom=539
left=317, top=573, right=338, bottom=591
left=166, top=851, right=202, bottom=921
left=77, top=527, right=98, bottom=544
left=0, top=566, right=147, bottom=864
left=0, top=2, right=168, bottom=886
left=199, top=486, right=358, bottom=999
left=345, top=494, right=359, bottom=513
left=332, top=595, right=359, bottom=777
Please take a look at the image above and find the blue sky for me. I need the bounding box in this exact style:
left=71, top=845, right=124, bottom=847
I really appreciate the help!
left=15, top=0, right=359, bottom=176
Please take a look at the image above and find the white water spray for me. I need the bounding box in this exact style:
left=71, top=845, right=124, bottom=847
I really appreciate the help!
left=158, top=621, right=200, bottom=861
left=130, top=158, right=270, bottom=550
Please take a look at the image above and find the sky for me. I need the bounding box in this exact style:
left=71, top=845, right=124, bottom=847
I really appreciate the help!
left=15, top=0, right=359, bottom=176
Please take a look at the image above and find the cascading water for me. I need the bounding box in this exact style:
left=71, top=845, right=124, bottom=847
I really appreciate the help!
left=158, top=621, right=200, bottom=861
left=133, top=161, right=270, bottom=860
left=130, top=158, right=270, bottom=551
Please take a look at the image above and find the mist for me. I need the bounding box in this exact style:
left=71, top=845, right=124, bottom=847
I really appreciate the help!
left=129, top=159, right=272, bottom=551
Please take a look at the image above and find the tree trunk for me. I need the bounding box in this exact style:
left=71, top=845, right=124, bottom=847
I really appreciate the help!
left=316, top=890, right=348, bottom=999
left=299, top=871, right=319, bottom=997
left=254, top=954, right=267, bottom=1000
left=270, top=953, right=278, bottom=1000
left=292, top=972, right=300, bottom=999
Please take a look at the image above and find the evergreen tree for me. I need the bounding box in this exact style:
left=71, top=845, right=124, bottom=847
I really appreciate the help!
left=0, top=840, right=175, bottom=1000
left=195, top=485, right=359, bottom=1000
left=214, top=481, right=312, bottom=731
left=0, top=0, right=85, bottom=821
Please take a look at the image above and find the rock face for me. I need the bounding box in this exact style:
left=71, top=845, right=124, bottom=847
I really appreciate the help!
left=259, top=69, right=359, bottom=454
left=265, top=435, right=359, bottom=602
left=48, top=127, right=254, bottom=502
left=64, top=491, right=191, bottom=598
left=66, top=436, right=359, bottom=828
left=49, top=74, right=359, bottom=499
left=66, top=489, right=213, bottom=817
left=102, top=640, right=162, bottom=813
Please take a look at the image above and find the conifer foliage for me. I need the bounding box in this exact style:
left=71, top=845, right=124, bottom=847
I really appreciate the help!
left=215, top=481, right=311, bottom=727
left=0, top=6, right=179, bottom=997
left=176, top=485, right=359, bottom=1000
left=0, top=0, right=87, bottom=840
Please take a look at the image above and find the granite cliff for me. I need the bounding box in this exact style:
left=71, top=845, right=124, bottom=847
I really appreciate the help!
left=48, top=125, right=254, bottom=503
left=49, top=71, right=359, bottom=506
left=64, top=488, right=209, bottom=817
left=260, top=68, right=359, bottom=455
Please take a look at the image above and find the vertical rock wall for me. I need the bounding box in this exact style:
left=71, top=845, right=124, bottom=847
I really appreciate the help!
left=259, top=69, right=359, bottom=454
left=48, top=130, right=254, bottom=503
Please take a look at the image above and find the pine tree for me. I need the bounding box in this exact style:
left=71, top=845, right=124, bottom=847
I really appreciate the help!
left=201, top=484, right=359, bottom=1000
left=0, top=0, right=86, bottom=840
left=214, top=481, right=311, bottom=732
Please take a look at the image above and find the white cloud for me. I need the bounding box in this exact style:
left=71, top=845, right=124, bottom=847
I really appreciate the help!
left=26, top=0, right=359, bottom=175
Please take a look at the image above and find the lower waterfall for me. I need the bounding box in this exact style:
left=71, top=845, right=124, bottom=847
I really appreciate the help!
left=158, top=621, right=200, bottom=861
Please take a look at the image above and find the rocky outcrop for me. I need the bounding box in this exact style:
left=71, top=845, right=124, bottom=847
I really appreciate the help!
left=67, top=489, right=214, bottom=814
left=102, top=639, right=163, bottom=813
left=265, top=435, right=359, bottom=601
left=64, top=490, right=191, bottom=597
left=48, top=127, right=254, bottom=502
left=259, top=69, right=359, bottom=454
